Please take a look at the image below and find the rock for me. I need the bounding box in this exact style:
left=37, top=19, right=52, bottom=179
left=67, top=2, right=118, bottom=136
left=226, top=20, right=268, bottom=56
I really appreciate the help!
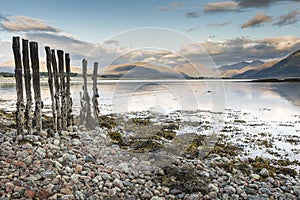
left=61, top=131, right=69, bottom=137
left=258, top=187, right=271, bottom=195
left=41, top=171, right=56, bottom=179
left=259, top=168, right=270, bottom=177
left=24, top=189, right=36, bottom=198
left=231, top=194, right=239, bottom=200
left=224, top=185, right=236, bottom=194
left=102, top=173, right=113, bottom=181
left=293, top=186, right=300, bottom=196
left=61, top=195, right=75, bottom=200
left=74, top=191, right=86, bottom=200
left=108, top=188, right=117, bottom=196
left=67, top=126, right=73, bottom=132
left=141, top=188, right=153, bottom=199
left=170, top=188, right=182, bottom=195
left=113, top=178, right=124, bottom=189
left=208, top=183, right=219, bottom=193
left=84, top=154, right=95, bottom=162
left=36, top=147, right=46, bottom=158
left=53, top=139, right=60, bottom=146
left=250, top=174, right=260, bottom=180
left=37, top=188, right=52, bottom=199
left=150, top=197, right=163, bottom=200
left=63, top=153, right=77, bottom=162
left=71, top=139, right=82, bottom=146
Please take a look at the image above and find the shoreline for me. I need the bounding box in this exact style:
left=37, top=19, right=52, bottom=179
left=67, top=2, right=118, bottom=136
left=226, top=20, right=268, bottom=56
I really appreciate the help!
left=0, top=109, right=300, bottom=199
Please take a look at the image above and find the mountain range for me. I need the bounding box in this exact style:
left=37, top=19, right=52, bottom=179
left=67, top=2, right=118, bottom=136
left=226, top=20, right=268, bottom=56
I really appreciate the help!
left=233, top=49, right=300, bottom=79
left=1, top=48, right=299, bottom=79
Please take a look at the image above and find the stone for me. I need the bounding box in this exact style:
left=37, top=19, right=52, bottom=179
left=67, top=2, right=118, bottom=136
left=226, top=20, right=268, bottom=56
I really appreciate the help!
left=293, top=186, right=300, bottom=196
left=84, top=154, right=95, bottom=162
left=224, top=185, right=236, bottom=194
left=250, top=174, right=260, bottom=180
left=259, top=168, right=270, bottom=178
left=37, top=188, right=52, bottom=199
left=208, top=183, right=219, bottom=193
left=63, top=153, right=77, bottom=162
left=24, top=189, right=36, bottom=198
left=102, top=173, right=113, bottom=181
left=258, top=187, right=271, bottom=195
left=150, top=197, right=163, bottom=200
left=113, top=178, right=124, bottom=189
left=53, top=139, right=60, bottom=146
left=170, top=188, right=182, bottom=195
left=71, top=139, right=82, bottom=146
left=61, top=195, right=75, bottom=200
left=74, top=191, right=86, bottom=200
left=41, top=171, right=56, bottom=179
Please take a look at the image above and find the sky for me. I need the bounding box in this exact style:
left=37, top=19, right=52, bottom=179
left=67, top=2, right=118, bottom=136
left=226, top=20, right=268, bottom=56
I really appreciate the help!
left=0, top=0, right=300, bottom=72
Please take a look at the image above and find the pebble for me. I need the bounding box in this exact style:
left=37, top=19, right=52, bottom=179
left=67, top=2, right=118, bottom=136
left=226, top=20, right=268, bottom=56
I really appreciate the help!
left=259, top=168, right=270, bottom=177
left=0, top=124, right=299, bottom=200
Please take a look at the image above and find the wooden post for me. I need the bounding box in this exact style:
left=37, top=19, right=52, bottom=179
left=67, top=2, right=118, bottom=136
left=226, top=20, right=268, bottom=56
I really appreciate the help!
left=12, top=36, right=25, bottom=135
left=57, top=50, right=67, bottom=130
left=30, top=41, right=42, bottom=132
left=65, top=53, right=73, bottom=127
left=92, top=62, right=100, bottom=124
left=45, top=46, right=56, bottom=132
left=51, top=50, right=61, bottom=131
left=80, top=59, right=92, bottom=128
left=22, top=39, right=32, bottom=134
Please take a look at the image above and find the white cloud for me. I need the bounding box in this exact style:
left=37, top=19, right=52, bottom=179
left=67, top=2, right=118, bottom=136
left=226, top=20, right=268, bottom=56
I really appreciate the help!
left=1, top=16, right=61, bottom=32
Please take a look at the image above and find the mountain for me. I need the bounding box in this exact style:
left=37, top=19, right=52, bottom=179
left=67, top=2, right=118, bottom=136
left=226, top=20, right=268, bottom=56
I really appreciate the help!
left=219, top=60, right=264, bottom=71
left=101, top=62, right=187, bottom=79
left=174, top=63, right=216, bottom=78
left=222, top=60, right=278, bottom=78
left=234, top=49, right=300, bottom=79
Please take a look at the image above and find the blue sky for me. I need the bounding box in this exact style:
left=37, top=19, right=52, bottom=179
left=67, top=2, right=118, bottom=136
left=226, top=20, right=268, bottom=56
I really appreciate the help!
left=0, top=0, right=300, bottom=70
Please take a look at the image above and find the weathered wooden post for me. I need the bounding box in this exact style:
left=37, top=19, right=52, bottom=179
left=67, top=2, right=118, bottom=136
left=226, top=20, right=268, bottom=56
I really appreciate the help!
left=80, top=59, right=92, bottom=127
left=57, top=50, right=67, bottom=130
left=45, top=47, right=56, bottom=132
left=65, top=53, right=73, bottom=127
left=22, top=39, right=33, bottom=134
left=12, top=36, right=25, bottom=135
left=92, top=62, right=100, bottom=123
left=30, top=41, right=42, bottom=132
left=51, top=50, right=61, bottom=131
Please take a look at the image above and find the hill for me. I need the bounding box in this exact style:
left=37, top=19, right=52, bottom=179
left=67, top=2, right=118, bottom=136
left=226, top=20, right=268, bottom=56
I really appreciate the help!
left=234, top=50, right=300, bottom=79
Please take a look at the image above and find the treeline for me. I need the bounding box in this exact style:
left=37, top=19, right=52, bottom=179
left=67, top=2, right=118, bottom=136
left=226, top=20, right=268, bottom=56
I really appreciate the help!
left=0, top=72, right=79, bottom=78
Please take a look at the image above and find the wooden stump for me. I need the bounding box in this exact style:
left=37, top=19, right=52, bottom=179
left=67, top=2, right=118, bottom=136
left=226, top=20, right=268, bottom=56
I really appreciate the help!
left=30, top=42, right=42, bottom=132
left=92, top=62, right=100, bottom=124
left=65, top=53, right=73, bottom=127
left=57, top=50, right=67, bottom=130
left=45, top=46, right=56, bottom=132
left=22, top=39, right=33, bottom=134
left=51, top=50, right=61, bottom=132
left=12, top=37, right=25, bottom=135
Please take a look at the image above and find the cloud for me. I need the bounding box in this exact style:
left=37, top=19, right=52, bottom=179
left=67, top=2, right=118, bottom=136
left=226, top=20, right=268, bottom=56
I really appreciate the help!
left=157, top=6, right=170, bottom=11
left=171, top=2, right=184, bottom=7
left=204, top=1, right=239, bottom=12
left=241, top=12, right=272, bottom=28
left=207, top=22, right=231, bottom=27
left=179, top=36, right=300, bottom=65
left=186, top=12, right=202, bottom=18
left=274, top=10, right=300, bottom=26
left=104, top=39, right=121, bottom=46
left=234, top=0, right=300, bottom=8
left=1, top=16, right=61, bottom=32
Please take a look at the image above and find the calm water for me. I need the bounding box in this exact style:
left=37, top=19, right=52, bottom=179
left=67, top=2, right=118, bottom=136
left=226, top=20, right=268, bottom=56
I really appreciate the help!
left=1, top=79, right=300, bottom=160
left=1, top=79, right=299, bottom=121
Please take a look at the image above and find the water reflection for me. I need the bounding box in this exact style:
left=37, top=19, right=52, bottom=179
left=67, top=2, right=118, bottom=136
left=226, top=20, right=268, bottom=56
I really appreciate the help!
left=0, top=80, right=299, bottom=121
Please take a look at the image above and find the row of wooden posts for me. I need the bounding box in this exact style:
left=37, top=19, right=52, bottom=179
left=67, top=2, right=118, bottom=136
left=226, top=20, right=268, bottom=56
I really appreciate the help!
left=12, top=36, right=100, bottom=135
